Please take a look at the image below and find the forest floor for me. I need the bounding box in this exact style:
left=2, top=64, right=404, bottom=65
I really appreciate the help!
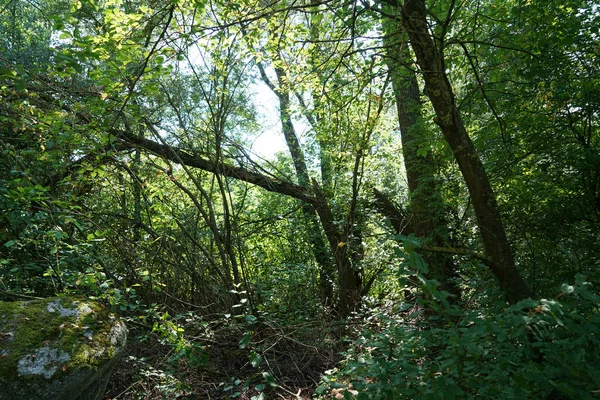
left=105, top=317, right=347, bottom=399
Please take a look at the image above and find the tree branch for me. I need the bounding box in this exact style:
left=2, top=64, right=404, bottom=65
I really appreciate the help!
left=371, top=187, right=412, bottom=235
left=113, top=130, right=319, bottom=206
left=418, top=245, right=494, bottom=268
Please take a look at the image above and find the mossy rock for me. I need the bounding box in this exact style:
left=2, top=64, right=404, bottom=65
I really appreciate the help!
left=0, top=296, right=127, bottom=400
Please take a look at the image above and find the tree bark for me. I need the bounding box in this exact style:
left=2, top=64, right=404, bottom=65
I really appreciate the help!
left=381, top=3, right=459, bottom=298
left=311, top=179, right=361, bottom=318
left=400, top=0, right=531, bottom=303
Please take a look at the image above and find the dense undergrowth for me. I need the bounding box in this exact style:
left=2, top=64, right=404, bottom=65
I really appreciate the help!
left=2, top=0, right=600, bottom=398
left=316, top=281, right=600, bottom=400
left=104, top=304, right=345, bottom=399
left=101, top=241, right=600, bottom=399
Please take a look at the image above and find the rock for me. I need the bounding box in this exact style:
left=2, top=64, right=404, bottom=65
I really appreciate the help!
left=0, top=296, right=127, bottom=400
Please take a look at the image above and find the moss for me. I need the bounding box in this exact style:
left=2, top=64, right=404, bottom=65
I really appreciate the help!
left=0, top=296, right=121, bottom=382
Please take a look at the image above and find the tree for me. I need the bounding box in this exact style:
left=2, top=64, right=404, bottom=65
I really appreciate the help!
left=2, top=0, right=600, bottom=397
left=398, top=0, right=531, bottom=303
left=380, top=1, right=458, bottom=297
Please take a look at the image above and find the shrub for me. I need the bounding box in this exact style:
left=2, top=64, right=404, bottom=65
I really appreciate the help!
left=316, top=247, right=600, bottom=399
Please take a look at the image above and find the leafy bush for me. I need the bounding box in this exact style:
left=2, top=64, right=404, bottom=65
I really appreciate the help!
left=316, top=243, right=600, bottom=399
left=0, top=175, right=94, bottom=295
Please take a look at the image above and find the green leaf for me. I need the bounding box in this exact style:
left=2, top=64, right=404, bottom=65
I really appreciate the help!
left=250, top=351, right=263, bottom=367
left=262, top=372, right=278, bottom=387
left=417, top=146, right=429, bottom=157
left=315, top=386, right=327, bottom=395
left=239, top=332, right=252, bottom=349
left=509, top=298, right=539, bottom=312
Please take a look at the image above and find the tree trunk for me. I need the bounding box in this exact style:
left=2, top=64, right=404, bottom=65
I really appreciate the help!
left=311, top=180, right=361, bottom=318
left=400, top=0, right=531, bottom=303
left=256, top=58, right=344, bottom=308
left=382, top=4, right=458, bottom=298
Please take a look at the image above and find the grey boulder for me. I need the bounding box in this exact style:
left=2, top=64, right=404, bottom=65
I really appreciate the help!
left=0, top=296, right=127, bottom=400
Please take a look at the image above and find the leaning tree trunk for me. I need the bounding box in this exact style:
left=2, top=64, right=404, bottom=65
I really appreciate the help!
left=256, top=51, right=359, bottom=312
left=381, top=3, right=459, bottom=298
left=400, top=0, right=531, bottom=303
left=311, top=180, right=361, bottom=318
left=274, top=66, right=337, bottom=306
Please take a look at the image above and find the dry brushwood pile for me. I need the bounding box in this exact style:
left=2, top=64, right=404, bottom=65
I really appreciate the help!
left=105, top=311, right=347, bottom=399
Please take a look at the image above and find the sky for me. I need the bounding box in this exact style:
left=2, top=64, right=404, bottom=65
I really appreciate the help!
left=248, top=80, right=288, bottom=159
left=246, top=78, right=312, bottom=161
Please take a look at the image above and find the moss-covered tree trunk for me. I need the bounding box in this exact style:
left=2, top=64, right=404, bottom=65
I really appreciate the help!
left=274, top=66, right=337, bottom=305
